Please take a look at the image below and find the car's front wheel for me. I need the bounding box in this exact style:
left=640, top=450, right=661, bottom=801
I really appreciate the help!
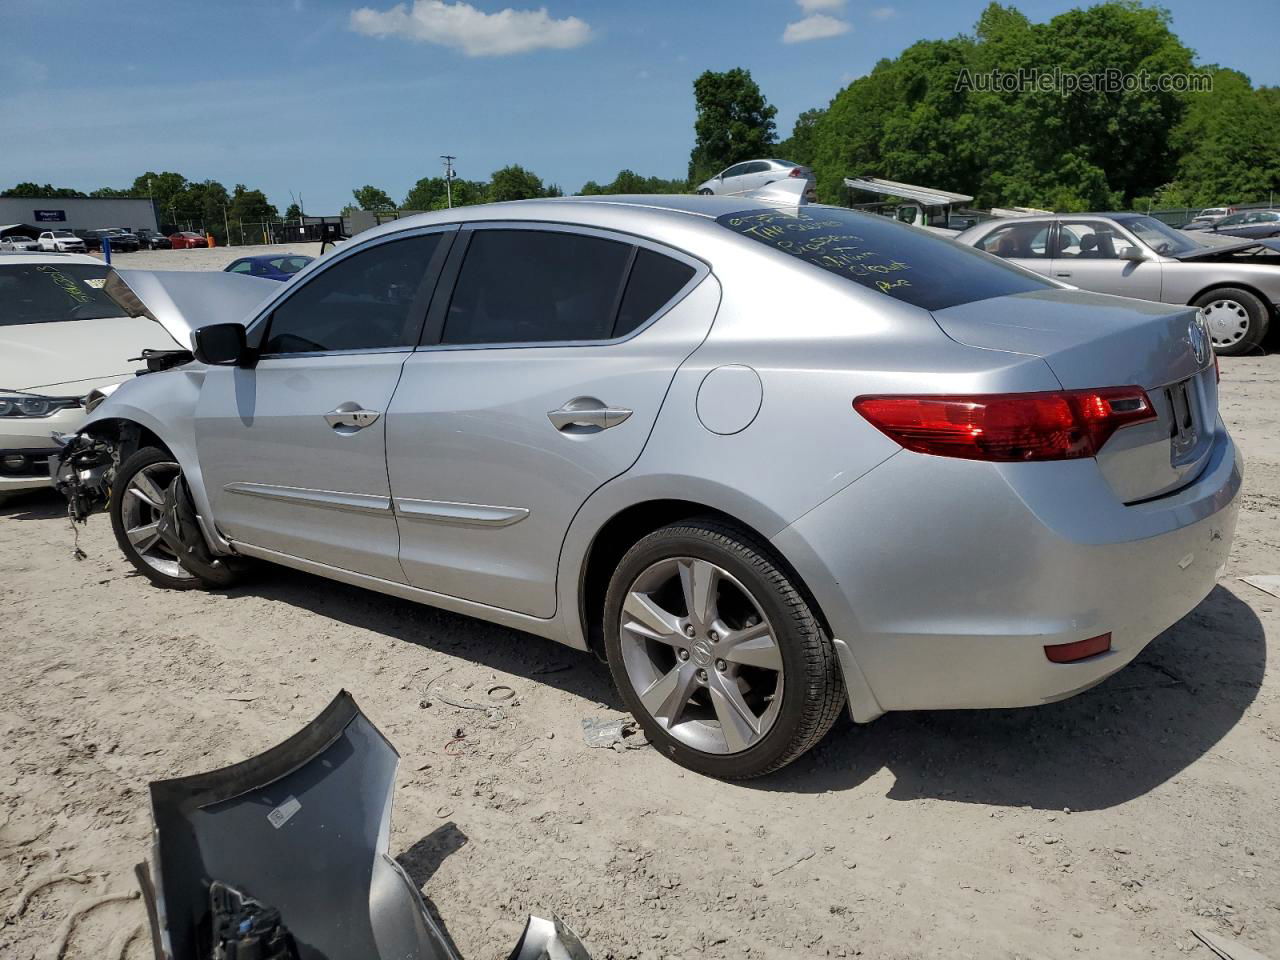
left=110, top=447, right=239, bottom=590
left=603, top=519, right=844, bottom=779
left=1193, top=287, right=1270, bottom=356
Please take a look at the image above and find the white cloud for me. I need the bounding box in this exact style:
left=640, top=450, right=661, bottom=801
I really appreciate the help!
left=868, top=5, right=896, bottom=20
left=782, top=13, right=850, bottom=44
left=349, top=0, right=591, bottom=57
left=796, top=0, right=845, bottom=11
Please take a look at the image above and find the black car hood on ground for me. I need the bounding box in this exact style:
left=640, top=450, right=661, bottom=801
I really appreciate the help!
left=142, top=691, right=592, bottom=960
left=1171, top=237, right=1280, bottom=261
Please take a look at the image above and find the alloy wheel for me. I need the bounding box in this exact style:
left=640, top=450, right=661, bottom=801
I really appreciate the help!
left=618, top=557, right=784, bottom=754
left=120, top=461, right=194, bottom=580
left=1202, top=298, right=1250, bottom=347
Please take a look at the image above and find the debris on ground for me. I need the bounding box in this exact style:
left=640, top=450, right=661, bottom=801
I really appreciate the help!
left=1240, top=575, right=1280, bottom=599
left=581, top=716, right=649, bottom=751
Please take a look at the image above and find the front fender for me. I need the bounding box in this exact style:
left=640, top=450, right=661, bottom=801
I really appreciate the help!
left=79, top=366, right=231, bottom=553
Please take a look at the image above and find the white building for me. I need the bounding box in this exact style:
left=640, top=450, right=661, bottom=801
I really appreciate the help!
left=0, top=196, right=159, bottom=235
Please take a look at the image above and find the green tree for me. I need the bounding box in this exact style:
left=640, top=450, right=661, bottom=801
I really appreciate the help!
left=352, top=185, right=396, bottom=211
left=88, top=186, right=139, bottom=198
left=1159, top=67, right=1280, bottom=206
left=403, top=176, right=489, bottom=210
left=1, top=182, right=86, bottom=198
left=226, top=184, right=278, bottom=243
left=688, top=68, right=777, bottom=184
left=132, top=172, right=189, bottom=229
left=776, top=108, right=826, bottom=167
left=803, top=1, right=1204, bottom=209
left=578, top=170, right=688, bottom=195
left=488, top=164, right=549, bottom=202
left=283, top=202, right=303, bottom=221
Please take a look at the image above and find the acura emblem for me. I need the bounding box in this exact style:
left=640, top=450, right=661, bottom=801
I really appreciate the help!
left=1188, top=317, right=1210, bottom=366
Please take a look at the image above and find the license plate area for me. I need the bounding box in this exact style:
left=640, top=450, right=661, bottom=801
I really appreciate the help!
left=1166, top=377, right=1201, bottom=465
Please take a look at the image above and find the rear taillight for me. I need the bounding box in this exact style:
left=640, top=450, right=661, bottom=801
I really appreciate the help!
left=853, top=387, right=1155, bottom=462
left=788, top=167, right=805, bottom=178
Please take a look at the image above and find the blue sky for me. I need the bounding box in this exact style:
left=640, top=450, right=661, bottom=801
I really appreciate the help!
left=2, top=0, right=1276, bottom=213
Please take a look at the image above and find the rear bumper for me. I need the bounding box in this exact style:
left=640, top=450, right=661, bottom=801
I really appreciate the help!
left=773, top=424, right=1242, bottom=719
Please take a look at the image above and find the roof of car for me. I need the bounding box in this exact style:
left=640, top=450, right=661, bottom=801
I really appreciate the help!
left=0, top=252, right=103, bottom=265
left=348, top=193, right=831, bottom=251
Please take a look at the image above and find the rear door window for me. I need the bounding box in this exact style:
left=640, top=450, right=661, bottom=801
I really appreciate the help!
left=975, top=222, right=1051, bottom=259
left=441, top=229, right=632, bottom=345
left=614, top=248, right=697, bottom=337
left=718, top=206, right=1052, bottom=311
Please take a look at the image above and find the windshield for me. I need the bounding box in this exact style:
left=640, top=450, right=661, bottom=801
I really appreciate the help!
left=0, top=263, right=130, bottom=325
left=1115, top=216, right=1199, bottom=256
left=51, top=230, right=77, bottom=238
left=717, top=206, right=1052, bottom=310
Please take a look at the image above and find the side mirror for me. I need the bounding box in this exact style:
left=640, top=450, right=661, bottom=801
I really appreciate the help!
left=1120, top=247, right=1147, bottom=262
left=192, top=323, right=252, bottom=366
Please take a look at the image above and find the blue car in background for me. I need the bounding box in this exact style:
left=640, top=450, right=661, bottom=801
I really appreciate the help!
left=223, top=253, right=314, bottom=281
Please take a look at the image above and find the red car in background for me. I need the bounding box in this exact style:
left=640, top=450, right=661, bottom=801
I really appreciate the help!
left=168, top=231, right=208, bottom=249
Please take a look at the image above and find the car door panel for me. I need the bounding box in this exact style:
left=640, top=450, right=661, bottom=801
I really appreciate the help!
left=192, top=229, right=453, bottom=581
left=387, top=271, right=720, bottom=618
left=195, top=355, right=408, bottom=581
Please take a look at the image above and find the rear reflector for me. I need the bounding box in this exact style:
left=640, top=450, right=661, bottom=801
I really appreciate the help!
left=788, top=167, right=805, bottom=177
left=853, top=387, right=1155, bottom=462
left=1044, top=633, right=1112, bottom=663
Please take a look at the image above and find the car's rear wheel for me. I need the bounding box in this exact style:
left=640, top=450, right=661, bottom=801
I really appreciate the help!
left=1193, top=287, right=1270, bottom=356
left=603, top=519, right=843, bottom=779
left=110, top=447, right=238, bottom=590
left=696, top=188, right=713, bottom=196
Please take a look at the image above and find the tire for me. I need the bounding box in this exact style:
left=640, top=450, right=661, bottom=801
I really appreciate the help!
left=110, top=447, right=238, bottom=590
left=696, top=188, right=713, bottom=196
left=1192, top=287, right=1271, bottom=356
left=603, top=518, right=844, bottom=779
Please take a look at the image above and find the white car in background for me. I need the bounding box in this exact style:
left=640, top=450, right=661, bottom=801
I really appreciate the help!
left=695, top=159, right=816, bottom=200
left=0, top=252, right=274, bottom=499
left=0, top=235, right=40, bottom=252
left=37, top=229, right=87, bottom=253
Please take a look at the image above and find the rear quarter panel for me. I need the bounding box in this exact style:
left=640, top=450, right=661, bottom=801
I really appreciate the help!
left=554, top=235, right=1064, bottom=646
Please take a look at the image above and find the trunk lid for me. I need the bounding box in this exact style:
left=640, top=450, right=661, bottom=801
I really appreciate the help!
left=932, top=289, right=1217, bottom=503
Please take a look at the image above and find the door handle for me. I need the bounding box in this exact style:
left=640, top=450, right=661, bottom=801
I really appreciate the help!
left=1055, top=272, right=1072, bottom=278
left=324, top=405, right=381, bottom=431
left=547, top=397, right=632, bottom=432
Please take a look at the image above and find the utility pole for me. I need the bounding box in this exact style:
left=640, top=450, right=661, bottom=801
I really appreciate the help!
left=223, top=205, right=231, bottom=246
left=441, top=155, right=456, bottom=209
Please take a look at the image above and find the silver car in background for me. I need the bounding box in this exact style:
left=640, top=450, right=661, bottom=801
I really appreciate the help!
left=57, top=195, right=1240, bottom=779
left=695, top=159, right=816, bottom=201
left=956, top=213, right=1280, bottom=354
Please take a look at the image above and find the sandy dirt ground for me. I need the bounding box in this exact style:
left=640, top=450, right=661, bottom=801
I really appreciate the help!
left=1, top=343, right=1276, bottom=958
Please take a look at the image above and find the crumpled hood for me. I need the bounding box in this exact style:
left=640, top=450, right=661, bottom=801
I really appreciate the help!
left=2, top=315, right=182, bottom=393
left=107, top=268, right=277, bottom=347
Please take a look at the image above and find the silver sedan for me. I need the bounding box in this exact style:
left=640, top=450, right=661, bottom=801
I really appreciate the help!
left=956, top=213, right=1280, bottom=354
left=57, top=195, right=1241, bottom=778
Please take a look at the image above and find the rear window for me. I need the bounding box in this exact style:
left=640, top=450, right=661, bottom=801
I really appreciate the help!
left=716, top=207, right=1052, bottom=311
left=0, top=263, right=129, bottom=326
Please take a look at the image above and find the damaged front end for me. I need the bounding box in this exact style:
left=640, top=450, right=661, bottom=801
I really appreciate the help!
left=138, top=691, right=592, bottom=960
left=50, top=430, right=116, bottom=522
